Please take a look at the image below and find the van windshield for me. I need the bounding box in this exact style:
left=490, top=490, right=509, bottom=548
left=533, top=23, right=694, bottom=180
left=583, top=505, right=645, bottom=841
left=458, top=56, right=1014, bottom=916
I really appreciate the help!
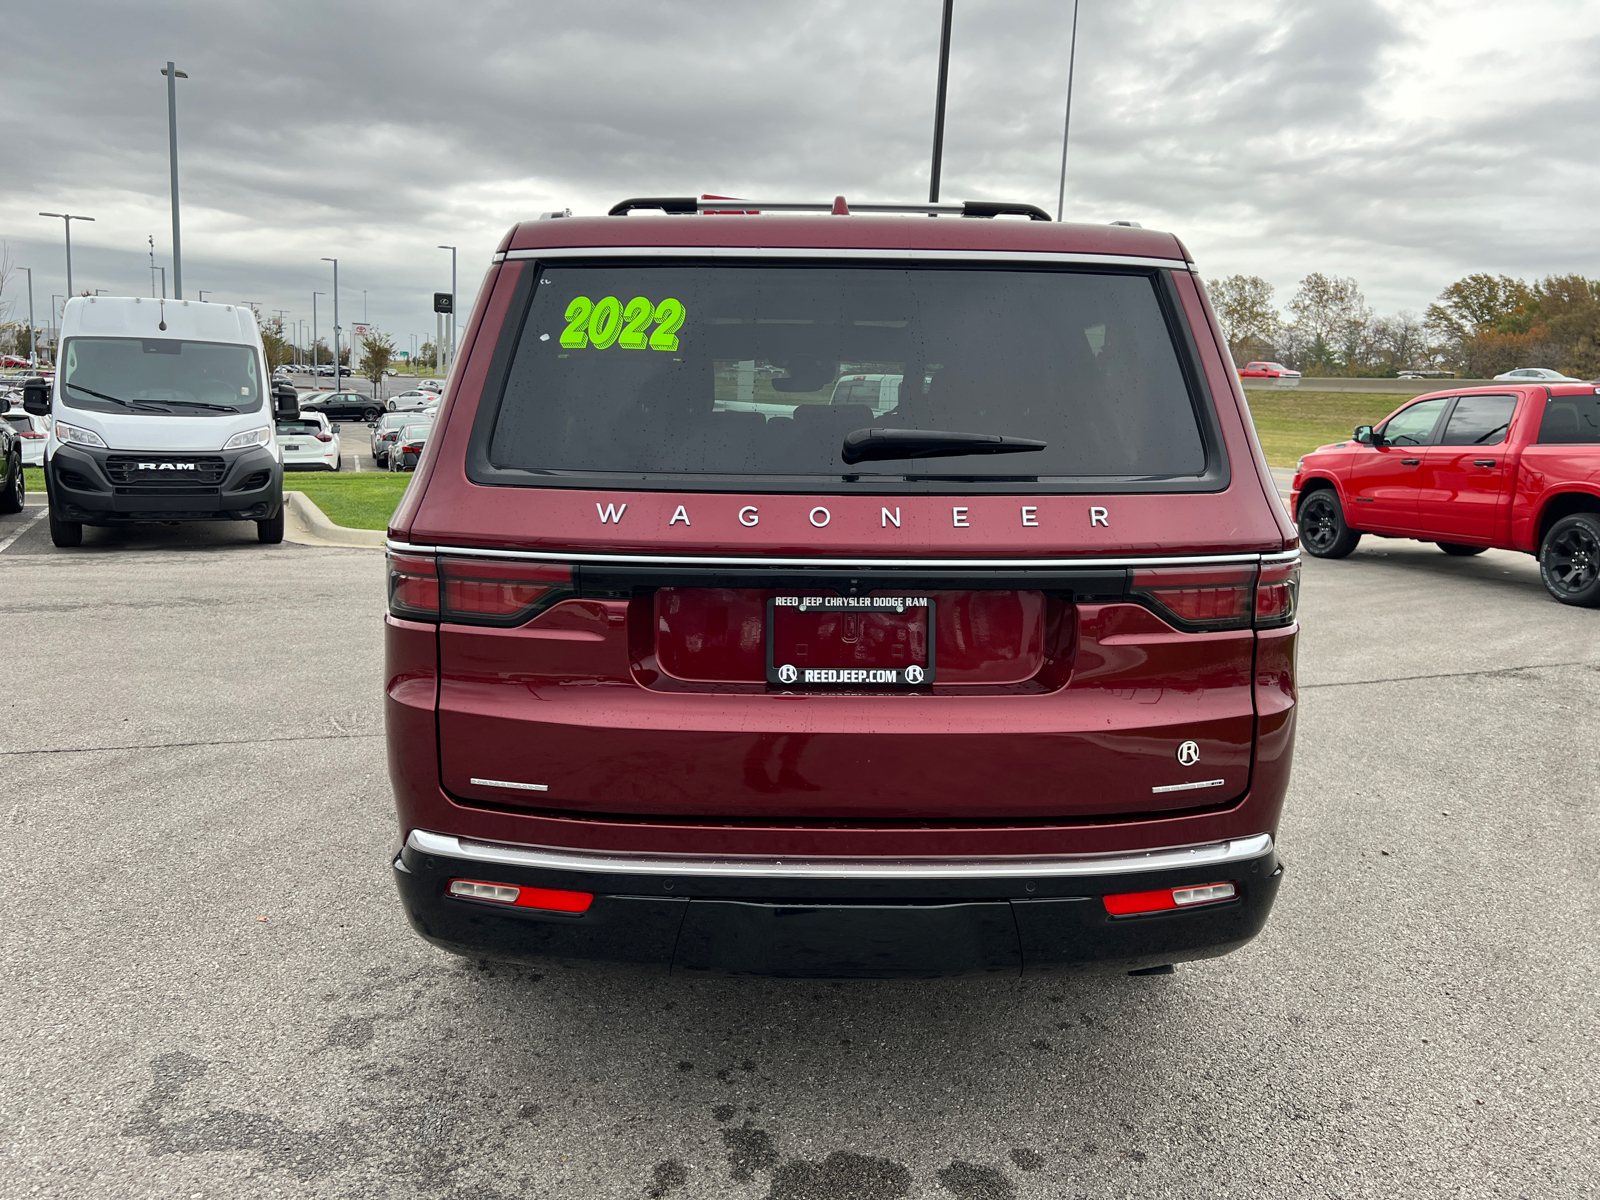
left=60, top=337, right=263, bottom=416
left=479, top=264, right=1214, bottom=491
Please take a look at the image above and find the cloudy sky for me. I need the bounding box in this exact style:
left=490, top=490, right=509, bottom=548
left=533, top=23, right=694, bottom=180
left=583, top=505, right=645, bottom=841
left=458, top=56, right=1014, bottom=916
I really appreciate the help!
left=3, top=0, right=1599, bottom=352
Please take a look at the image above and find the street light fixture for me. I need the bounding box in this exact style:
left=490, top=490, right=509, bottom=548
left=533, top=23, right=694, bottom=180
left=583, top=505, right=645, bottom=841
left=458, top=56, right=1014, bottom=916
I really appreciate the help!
left=160, top=62, right=189, bottom=298
left=437, top=245, right=456, bottom=373
left=197, top=290, right=210, bottom=302
left=39, top=212, right=96, bottom=297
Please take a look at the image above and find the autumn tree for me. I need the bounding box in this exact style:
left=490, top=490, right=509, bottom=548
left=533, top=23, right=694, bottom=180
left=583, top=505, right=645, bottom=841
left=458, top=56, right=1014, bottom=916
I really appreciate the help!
left=1207, top=275, right=1280, bottom=363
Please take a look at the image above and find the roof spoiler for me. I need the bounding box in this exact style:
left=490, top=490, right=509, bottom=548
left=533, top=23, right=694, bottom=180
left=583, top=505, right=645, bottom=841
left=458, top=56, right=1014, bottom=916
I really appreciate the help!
left=606, top=197, right=1051, bottom=221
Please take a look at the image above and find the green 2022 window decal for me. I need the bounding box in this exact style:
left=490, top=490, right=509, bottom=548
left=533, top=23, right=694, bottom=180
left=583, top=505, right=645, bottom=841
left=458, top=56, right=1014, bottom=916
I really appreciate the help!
left=560, top=296, right=685, bottom=351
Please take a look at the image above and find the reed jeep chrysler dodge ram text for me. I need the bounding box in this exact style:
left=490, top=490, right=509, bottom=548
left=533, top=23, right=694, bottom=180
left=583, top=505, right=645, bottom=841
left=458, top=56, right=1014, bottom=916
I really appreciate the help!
left=384, top=196, right=1300, bottom=978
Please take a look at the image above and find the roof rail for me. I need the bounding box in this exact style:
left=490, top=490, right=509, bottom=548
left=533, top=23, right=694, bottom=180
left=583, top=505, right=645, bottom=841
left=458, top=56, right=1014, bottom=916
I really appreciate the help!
left=607, top=197, right=1051, bottom=221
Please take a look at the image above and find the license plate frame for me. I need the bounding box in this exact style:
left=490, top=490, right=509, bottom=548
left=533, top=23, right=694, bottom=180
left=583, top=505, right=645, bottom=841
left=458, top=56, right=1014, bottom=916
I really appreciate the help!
left=765, top=595, right=936, bottom=687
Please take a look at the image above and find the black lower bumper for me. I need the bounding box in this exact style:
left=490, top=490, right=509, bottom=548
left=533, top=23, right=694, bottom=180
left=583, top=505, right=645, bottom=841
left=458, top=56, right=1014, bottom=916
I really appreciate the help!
left=47, top=444, right=282, bottom=524
left=394, top=836, right=1283, bottom=978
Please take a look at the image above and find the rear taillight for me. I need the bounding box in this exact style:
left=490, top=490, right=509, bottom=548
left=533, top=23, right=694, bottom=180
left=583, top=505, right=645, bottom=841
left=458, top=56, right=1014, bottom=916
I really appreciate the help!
left=387, top=552, right=439, bottom=620
left=1131, top=565, right=1255, bottom=631
left=447, top=879, right=593, bottom=913
left=19, top=431, right=45, bottom=439
left=1254, top=559, right=1300, bottom=627
left=1103, top=881, right=1236, bottom=916
left=1131, top=560, right=1301, bottom=632
left=387, top=552, right=574, bottom=626
left=315, top=433, right=333, bottom=442
left=403, top=442, right=423, bottom=453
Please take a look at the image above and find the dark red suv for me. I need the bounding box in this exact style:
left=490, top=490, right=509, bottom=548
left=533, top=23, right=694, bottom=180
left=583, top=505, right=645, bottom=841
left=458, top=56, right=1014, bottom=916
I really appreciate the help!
left=384, top=197, right=1299, bottom=977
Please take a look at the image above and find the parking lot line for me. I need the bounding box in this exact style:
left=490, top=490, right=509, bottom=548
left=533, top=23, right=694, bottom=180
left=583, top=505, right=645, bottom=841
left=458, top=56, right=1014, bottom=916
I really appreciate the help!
left=0, top=507, right=48, bottom=555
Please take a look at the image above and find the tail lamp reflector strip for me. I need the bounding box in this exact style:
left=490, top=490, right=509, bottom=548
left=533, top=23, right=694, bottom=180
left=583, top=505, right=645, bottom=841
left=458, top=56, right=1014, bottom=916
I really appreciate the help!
left=1103, top=880, right=1236, bottom=916
left=447, top=879, right=594, bottom=914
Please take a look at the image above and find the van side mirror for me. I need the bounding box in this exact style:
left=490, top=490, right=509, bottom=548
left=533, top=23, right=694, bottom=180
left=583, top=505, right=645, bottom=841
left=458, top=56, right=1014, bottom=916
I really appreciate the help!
left=272, top=381, right=299, bottom=420
left=1353, top=425, right=1375, bottom=445
left=21, top=377, right=50, bottom=416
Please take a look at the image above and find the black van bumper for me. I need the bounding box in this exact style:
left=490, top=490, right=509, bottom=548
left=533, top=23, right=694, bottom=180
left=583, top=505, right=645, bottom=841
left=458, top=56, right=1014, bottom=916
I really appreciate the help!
left=393, top=831, right=1282, bottom=978
left=46, top=444, right=281, bottom=524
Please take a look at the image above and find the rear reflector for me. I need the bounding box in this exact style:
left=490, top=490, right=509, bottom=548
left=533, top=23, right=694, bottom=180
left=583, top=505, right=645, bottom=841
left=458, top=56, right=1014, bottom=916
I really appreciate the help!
left=447, top=879, right=593, bottom=913
left=1103, top=881, right=1237, bottom=916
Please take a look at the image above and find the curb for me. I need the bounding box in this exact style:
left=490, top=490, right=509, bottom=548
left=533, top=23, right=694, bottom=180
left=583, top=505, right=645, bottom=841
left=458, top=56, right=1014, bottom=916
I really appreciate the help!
left=283, top=491, right=386, bottom=549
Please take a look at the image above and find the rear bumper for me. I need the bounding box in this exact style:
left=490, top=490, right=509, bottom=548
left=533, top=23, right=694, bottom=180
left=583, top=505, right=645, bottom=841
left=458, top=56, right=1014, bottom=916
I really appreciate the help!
left=393, top=829, right=1282, bottom=977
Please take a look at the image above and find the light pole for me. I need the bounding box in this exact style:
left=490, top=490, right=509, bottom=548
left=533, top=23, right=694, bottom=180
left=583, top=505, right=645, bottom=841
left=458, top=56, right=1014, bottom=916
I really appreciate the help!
left=437, top=245, right=456, bottom=372
left=362, top=289, right=368, bottom=322
left=1055, top=0, right=1080, bottom=222
left=39, top=212, right=95, bottom=297
left=51, top=296, right=62, bottom=358
left=321, top=258, right=340, bottom=390
left=22, top=267, right=36, bottom=367
left=928, top=0, right=954, bottom=203
left=158, top=266, right=166, bottom=299
left=160, top=62, right=188, bottom=298
left=197, top=290, right=210, bottom=302
left=312, top=291, right=325, bottom=371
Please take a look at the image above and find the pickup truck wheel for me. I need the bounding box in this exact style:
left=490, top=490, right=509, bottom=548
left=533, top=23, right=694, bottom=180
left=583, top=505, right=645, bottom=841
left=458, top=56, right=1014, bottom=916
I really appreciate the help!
left=1539, top=513, right=1600, bottom=606
left=1436, top=543, right=1486, bottom=556
left=1298, top=489, right=1361, bottom=558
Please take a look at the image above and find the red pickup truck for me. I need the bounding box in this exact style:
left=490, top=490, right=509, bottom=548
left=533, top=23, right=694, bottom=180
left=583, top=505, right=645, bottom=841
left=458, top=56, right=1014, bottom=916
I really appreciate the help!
left=1291, top=385, right=1600, bottom=605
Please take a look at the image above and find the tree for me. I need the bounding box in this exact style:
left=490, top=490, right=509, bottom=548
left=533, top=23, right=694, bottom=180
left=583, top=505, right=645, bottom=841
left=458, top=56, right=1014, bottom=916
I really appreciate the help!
left=1207, top=275, right=1280, bottom=362
left=360, top=329, right=395, bottom=393
left=1286, top=274, right=1370, bottom=374
left=258, top=317, right=292, bottom=371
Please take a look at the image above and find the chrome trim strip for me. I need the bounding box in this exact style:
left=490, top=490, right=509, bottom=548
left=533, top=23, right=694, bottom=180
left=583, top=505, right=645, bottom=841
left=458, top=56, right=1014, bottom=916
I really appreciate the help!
left=1259, top=549, right=1301, bottom=563
left=1150, top=778, right=1226, bottom=794
left=500, top=246, right=1186, bottom=270
left=471, top=777, right=549, bottom=792
left=407, top=829, right=1274, bottom=880
left=386, top=539, right=1283, bottom=570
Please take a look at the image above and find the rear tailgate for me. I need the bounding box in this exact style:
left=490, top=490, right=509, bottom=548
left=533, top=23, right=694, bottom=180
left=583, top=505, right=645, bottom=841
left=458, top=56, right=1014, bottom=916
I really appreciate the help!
left=417, top=557, right=1283, bottom=822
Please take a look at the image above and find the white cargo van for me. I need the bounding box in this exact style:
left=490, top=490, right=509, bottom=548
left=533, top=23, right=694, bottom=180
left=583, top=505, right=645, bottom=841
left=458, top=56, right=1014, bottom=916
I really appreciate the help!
left=23, top=296, right=293, bottom=548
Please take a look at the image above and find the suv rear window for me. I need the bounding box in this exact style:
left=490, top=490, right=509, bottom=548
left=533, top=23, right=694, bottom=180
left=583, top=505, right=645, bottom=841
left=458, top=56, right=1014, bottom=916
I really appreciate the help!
left=472, top=264, right=1222, bottom=493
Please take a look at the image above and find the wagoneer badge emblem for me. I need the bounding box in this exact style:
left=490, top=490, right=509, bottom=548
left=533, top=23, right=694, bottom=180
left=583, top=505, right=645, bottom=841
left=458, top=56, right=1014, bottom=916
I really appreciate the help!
left=1177, top=740, right=1201, bottom=766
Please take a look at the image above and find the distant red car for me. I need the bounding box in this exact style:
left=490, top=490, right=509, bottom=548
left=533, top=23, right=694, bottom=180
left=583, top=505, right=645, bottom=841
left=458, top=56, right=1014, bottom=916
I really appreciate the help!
left=385, top=197, right=1299, bottom=978
left=1, top=355, right=31, bottom=369
left=1239, top=361, right=1301, bottom=379
left=1292, top=384, right=1600, bottom=605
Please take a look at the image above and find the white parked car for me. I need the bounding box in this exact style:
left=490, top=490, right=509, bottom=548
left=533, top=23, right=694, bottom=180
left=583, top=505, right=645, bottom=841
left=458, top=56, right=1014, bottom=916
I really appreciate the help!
left=829, top=372, right=902, bottom=416
left=276, top=411, right=342, bottom=472
left=416, top=378, right=446, bottom=392
left=387, top=389, right=437, bottom=412
left=1493, top=367, right=1583, bottom=381
left=2, top=408, right=47, bottom=467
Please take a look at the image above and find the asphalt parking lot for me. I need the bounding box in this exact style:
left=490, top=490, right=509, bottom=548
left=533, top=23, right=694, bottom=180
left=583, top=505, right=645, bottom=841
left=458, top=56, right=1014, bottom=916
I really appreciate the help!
left=2, top=513, right=1596, bottom=1199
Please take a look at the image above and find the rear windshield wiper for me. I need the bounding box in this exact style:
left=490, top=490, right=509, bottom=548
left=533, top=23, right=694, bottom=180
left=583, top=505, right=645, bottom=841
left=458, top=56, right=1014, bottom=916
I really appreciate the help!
left=841, top=427, right=1047, bottom=465
left=63, top=382, right=171, bottom=412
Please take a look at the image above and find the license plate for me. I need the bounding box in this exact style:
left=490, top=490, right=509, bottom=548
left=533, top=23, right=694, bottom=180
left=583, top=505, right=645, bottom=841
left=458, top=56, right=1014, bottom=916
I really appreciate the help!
left=285, top=444, right=302, bottom=451
left=766, top=595, right=935, bottom=686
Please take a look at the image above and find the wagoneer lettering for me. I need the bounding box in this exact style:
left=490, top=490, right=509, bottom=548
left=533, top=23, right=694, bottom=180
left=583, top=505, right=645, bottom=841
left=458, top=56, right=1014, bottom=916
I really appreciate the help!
left=385, top=201, right=1297, bottom=978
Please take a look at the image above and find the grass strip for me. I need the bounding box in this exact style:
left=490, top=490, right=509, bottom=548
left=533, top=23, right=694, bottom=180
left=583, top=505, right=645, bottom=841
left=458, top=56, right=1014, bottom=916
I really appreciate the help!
left=284, top=471, right=412, bottom=530
left=1242, top=391, right=1411, bottom=467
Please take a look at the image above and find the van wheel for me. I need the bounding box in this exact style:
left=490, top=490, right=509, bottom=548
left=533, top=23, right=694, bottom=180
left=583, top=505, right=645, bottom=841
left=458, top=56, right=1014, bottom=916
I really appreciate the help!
left=258, top=509, right=285, bottom=544
left=0, top=453, right=22, bottom=514
left=1436, top=543, right=1486, bottom=556
left=1539, top=513, right=1600, bottom=606
left=1297, top=489, right=1361, bottom=558
left=49, top=509, right=83, bottom=548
